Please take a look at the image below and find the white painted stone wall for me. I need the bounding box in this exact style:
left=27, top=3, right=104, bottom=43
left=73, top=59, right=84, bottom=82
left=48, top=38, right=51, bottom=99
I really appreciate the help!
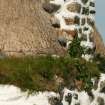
left=50, top=0, right=96, bottom=61
left=0, top=73, right=105, bottom=105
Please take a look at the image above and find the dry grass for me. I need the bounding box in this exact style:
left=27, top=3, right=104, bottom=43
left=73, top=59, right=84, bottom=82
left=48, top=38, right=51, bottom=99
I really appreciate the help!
left=0, top=55, right=100, bottom=92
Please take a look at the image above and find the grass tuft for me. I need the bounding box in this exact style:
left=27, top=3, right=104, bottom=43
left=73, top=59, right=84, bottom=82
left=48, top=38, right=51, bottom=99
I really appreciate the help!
left=0, top=55, right=101, bottom=92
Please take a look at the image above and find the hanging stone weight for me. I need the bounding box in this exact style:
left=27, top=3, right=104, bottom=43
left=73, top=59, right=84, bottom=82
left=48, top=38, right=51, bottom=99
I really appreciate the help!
left=51, top=17, right=60, bottom=28
left=42, top=3, right=61, bottom=13
left=58, top=37, right=67, bottom=47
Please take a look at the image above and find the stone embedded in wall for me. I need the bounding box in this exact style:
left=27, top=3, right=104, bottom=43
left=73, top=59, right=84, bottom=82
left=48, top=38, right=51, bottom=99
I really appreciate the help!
left=97, top=97, right=105, bottom=105
left=58, top=37, right=67, bottom=47
left=90, top=10, right=96, bottom=14
left=74, top=16, right=80, bottom=25
left=78, top=28, right=82, bottom=34
left=65, top=93, right=72, bottom=105
left=84, top=48, right=95, bottom=55
left=87, top=91, right=94, bottom=102
left=82, top=7, right=89, bottom=15
left=67, top=3, right=81, bottom=13
left=48, top=96, right=61, bottom=105
left=64, top=18, right=75, bottom=25
left=100, top=80, right=105, bottom=93
left=90, top=2, right=95, bottom=7
left=81, top=34, right=87, bottom=41
left=87, top=18, right=94, bottom=27
left=81, top=18, right=86, bottom=25
left=64, top=16, right=80, bottom=25
left=73, top=93, right=78, bottom=100
left=83, top=27, right=89, bottom=31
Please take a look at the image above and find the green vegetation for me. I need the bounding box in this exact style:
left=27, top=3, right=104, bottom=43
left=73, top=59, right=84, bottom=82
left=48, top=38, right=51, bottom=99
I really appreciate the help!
left=0, top=55, right=100, bottom=92
left=94, top=54, right=105, bottom=73
left=68, top=36, right=84, bottom=58
left=0, top=37, right=104, bottom=93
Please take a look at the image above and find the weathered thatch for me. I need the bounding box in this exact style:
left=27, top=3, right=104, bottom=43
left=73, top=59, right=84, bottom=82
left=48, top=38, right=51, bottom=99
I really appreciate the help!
left=0, top=0, right=66, bottom=56
left=93, top=27, right=105, bottom=55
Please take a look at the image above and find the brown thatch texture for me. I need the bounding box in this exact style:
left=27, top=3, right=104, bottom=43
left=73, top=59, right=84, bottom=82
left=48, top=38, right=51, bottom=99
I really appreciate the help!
left=0, top=0, right=65, bottom=56
left=93, top=27, right=105, bottom=55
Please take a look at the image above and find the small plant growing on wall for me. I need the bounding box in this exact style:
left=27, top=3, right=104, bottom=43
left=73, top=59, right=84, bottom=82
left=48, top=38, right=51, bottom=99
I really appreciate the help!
left=68, top=36, right=84, bottom=58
